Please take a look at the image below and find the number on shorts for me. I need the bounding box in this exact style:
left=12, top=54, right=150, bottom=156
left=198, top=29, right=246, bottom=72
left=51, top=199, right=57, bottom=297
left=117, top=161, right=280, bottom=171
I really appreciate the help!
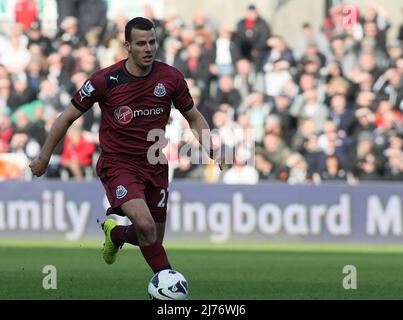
left=157, top=189, right=166, bottom=207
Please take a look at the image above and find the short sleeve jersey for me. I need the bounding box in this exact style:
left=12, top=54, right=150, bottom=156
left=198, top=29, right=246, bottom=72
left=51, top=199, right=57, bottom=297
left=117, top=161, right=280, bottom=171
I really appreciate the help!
left=71, top=60, right=193, bottom=156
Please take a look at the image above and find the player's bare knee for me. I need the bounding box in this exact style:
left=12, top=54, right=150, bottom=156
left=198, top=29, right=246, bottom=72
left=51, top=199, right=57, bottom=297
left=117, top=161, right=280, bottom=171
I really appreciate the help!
left=136, top=219, right=157, bottom=244
left=137, top=218, right=156, bottom=235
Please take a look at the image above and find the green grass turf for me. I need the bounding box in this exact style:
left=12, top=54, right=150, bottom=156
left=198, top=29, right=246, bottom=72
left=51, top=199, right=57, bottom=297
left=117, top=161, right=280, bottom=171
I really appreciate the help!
left=1, top=240, right=403, bottom=299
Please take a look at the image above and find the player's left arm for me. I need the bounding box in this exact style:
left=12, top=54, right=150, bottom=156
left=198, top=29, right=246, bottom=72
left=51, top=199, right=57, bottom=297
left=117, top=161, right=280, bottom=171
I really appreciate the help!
left=181, top=106, right=223, bottom=170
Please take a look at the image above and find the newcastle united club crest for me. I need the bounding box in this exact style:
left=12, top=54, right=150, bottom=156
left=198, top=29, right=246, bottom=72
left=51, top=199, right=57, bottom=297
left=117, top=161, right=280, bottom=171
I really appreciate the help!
left=116, top=185, right=128, bottom=199
left=154, top=83, right=166, bottom=97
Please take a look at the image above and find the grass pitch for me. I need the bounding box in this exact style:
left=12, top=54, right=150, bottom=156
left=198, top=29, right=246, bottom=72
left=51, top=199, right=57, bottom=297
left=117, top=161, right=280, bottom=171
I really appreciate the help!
left=1, top=240, right=403, bottom=300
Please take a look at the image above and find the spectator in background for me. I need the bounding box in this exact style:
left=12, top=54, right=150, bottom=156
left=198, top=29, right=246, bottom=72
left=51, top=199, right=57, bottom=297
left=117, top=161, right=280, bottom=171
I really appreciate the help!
left=293, top=72, right=325, bottom=108
left=27, top=21, right=54, bottom=56
left=172, top=154, right=194, bottom=180
left=264, top=113, right=283, bottom=136
left=299, top=55, right=322, bottom=79
left=192, top=9, right=218, bottom=37
left=352, top=52, right=384, bottom=84
left=10, top=110, right=46, bottom=159
left=349, top=130, right=375, bottom=170
left=74, top=46, right=100, bottom=75
left=165, top=15, right=186, bottom=43
left=299, top=41, right=327, bottom=69
left=223, top=148, right=258, bottom=184
left=238, top=91, right=270, bottom=143
left=328, top=94, right=355, bottom=137
left=0, top=156, right=24, bottom=180
left=259, top=133, right=292, bottom=169
left=358, top=24, right=390, bottom=70
left=373, top=99, right=398, bottom=127
left=387, top=41, right=403, bottom=67
left=7, top=73, right=37, bottom=112
left=159, top=37, right=182, bottom=68
left=1, top=24, right=30, bottom=74
left=14, top=0, right=38, bottom=31
left=294, top=22, right=331, bottom=61
left=38, top=78, right=68, bottom=113
left=188, top=84, right=215, bottom=129
left=84, top=26, right=105, bottom=59
left=144, top=4, right=166, bottom=50
left=233, top=58, right=257, bottom=102
left=255, top=151, right=276, bottom=181
left=58, top=42, right=78, bottom=91
left=0, top=111, right=13, bottom=152
left=234, top=4, right=271, bottom=66
left=271, top=93, right=296, bottom=146
left=299, top=133, right=322, bottom=176
left=46, top=52, right=73, bottom=93
left=0, top=65, right=9, bottom=80
left=353, top=77, right=376, bottom=100
left=257, top=59, right=292, bottom=97
left=373, top=108, right=402, bottom=154
left=322, top=4, right=346, bottom=41
left=259, top=36, right=296, bottom=72
left=325, top=76, right=351, bottom=106
left=176, top=42, right=211, bottom=92
left=351, top=107, right=377, bottom=141
left=211, top=108, right=243, bottom=152
left=60, top=117, right=95, bottom=181
left=56, top=0, right=107, bottom=43
left=285, top=153, right=308, bottom=184
left=172, top=153, right=204, bottom=181
left=323, top=60, right=344, bottom=85
left=210, top=24, right=238, bottom=78
left=320, top=154, right=347, bottom=181
left=317, top=120, right=349, bottom=170
left=399, top=7, right=403, bottom=42
left=213, top=75, right=242, bottom=115
left=292, top=118, right=317, bottom=152
left=194, top=21, right=214, bottom=58
left=56, top=16, right=80, bottom=49
left=101, top=11, right=128, bottom=65
left=0, top=78, right=12, bottom=114
left=373, top=67, right=403, bottom=111
left=383, top=148, right=403, bottom=181
left=383, top=134, right=403, bottom=181
left=352, top=152, right=381, bottom=181
left=290, top=89, right=328, bottom=132
left=25, top=56, right=44, bottom=95
left=329, top=37, right=357, bottom=78
left=360, top=3, right=391, bottom=53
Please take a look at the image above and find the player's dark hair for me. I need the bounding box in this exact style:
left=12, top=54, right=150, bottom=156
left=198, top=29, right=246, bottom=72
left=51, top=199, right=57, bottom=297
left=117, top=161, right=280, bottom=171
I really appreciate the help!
left=125, top=17, right=155, bottom=42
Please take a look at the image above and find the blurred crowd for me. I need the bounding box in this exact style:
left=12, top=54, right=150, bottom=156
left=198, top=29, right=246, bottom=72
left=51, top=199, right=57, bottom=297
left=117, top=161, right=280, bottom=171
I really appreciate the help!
left=0, top=0, right=402, bottom=184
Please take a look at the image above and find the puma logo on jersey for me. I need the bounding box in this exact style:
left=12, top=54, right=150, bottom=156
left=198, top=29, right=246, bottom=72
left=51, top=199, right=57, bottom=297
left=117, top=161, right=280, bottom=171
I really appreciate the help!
left=110, top=75, right=119, bottom=83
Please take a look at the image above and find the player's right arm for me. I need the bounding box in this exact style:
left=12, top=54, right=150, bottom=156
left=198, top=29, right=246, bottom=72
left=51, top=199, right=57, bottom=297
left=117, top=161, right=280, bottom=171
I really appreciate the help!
left=29, top=104, right=83, bottom=177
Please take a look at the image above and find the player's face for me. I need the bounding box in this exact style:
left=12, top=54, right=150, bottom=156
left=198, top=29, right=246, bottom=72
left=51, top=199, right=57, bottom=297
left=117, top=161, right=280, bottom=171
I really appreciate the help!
left=126, top=28, right=157, bottom=69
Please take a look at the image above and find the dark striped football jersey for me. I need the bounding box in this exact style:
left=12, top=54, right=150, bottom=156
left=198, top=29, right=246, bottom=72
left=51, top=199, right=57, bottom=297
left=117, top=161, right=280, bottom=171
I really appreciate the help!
left=71, top=59, right=193, bottom=156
